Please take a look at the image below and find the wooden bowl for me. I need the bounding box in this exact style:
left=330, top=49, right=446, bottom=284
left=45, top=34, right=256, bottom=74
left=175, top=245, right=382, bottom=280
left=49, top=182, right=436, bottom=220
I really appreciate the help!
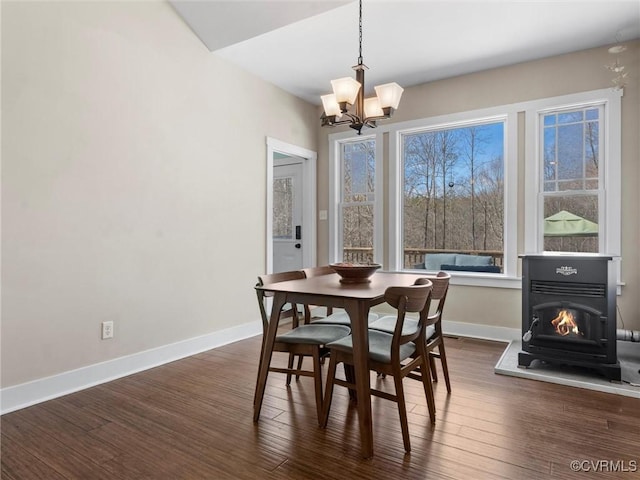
left=329, top=263, right=381, bottom=284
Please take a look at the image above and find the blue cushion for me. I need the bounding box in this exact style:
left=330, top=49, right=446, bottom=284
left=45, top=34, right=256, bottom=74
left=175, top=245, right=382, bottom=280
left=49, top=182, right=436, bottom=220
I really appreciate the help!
left=425, top=253, right=457, bottom=271
left=441, top=264, right=501, bottom=273
left=455, top=254, right=492, bottom=266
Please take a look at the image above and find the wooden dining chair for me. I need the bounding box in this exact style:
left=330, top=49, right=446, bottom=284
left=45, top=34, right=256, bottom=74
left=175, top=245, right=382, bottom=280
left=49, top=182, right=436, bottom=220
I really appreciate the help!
left=368, top=271, right=452, bottom=422
left=320, top=279, right=434, bottom=453
left=421, top=271, right=452, bottom=393
left=301, top=265, right=379, bottom=326
left=255, top=271, right=351, bottom=425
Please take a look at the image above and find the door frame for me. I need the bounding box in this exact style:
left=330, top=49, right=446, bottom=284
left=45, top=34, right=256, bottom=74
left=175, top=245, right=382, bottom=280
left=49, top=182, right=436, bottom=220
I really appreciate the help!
left=266, top=137, right=317, bottom=274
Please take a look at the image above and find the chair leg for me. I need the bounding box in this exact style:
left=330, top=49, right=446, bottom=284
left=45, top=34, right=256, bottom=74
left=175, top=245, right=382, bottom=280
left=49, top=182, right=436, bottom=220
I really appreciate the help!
left=286, top=353, right=295, bottom=385
left=429, top=352, right=438, bottom=383
left=344, top=363, right=357, bottom=403
left=321, top=354, right=338, bottom=428
left=296, top=355, right=304, bottom=380
left=289, top=309, right=303, bottom=383
left=417, top=344, right=436, bottom=424
left=253, top=336, right=267, bottom=406
left=438, top=342, right=452, bottom=393
left=421, top=361, right=436, bottom=424
left=392, top=372, right=411, bottom=453
left=312, top=349, right=324, bottom=426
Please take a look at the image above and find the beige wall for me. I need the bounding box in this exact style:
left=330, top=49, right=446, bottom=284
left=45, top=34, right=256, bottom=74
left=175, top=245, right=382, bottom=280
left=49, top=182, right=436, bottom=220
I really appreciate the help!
left=1, top=1, right=317, bottom=387
left=316, top=41, right=640, bottom=331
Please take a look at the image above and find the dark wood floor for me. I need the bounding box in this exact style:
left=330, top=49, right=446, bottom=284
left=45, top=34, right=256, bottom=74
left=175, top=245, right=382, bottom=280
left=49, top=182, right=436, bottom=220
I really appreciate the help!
left=2, top=334, right=639, bottom=479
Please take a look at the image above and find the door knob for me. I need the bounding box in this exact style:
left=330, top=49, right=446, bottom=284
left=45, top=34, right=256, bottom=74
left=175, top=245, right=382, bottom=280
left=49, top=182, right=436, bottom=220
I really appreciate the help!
left=295, top=243, right=301, bottom=249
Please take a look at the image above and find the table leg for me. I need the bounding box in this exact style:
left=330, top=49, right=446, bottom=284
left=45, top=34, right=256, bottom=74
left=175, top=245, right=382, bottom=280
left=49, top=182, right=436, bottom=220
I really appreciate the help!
left=253, top=292, right=287, bottom=422
left=344, top=300, right=373, bottom=458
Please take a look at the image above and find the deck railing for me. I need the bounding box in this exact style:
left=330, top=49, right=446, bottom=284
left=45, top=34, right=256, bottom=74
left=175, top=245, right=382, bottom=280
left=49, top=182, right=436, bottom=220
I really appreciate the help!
left=343, top=247, right=504, bottom=270
left=342, top=247, right=375, bottom=264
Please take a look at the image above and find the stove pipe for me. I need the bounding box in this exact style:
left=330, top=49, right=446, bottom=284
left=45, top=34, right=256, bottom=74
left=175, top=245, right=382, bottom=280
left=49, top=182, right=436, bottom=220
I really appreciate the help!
left=617, top=329, right=640, bottom=342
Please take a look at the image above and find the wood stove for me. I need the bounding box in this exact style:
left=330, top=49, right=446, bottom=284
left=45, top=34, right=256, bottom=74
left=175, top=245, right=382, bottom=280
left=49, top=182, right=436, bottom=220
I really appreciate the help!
left=519, top=254, right=621, bottom=381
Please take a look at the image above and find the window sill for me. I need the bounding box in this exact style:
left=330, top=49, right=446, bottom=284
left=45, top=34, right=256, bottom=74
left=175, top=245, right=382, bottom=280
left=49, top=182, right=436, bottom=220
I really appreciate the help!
left=403, top=269, right=522, bottom=289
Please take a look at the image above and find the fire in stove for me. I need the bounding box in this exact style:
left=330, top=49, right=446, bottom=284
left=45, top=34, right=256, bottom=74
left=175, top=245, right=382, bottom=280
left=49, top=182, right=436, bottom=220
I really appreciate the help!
left=551, top=309, right=583, bottom=337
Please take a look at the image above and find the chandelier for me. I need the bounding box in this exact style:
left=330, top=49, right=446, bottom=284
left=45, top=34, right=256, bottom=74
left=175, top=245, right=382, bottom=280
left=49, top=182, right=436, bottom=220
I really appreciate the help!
left=320, top=0, right=403, bottom=135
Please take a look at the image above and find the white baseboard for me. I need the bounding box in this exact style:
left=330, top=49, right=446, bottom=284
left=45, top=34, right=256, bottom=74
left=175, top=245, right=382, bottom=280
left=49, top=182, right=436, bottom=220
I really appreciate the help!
left=1, top=319, right=518, bottom=415
left=0, top=321, right=262, bottom=415
left=443, top=320, right=521, bottom=342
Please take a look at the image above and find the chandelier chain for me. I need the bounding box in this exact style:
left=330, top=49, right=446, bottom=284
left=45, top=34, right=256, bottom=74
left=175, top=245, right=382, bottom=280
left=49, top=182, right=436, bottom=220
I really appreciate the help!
left=358, top=0, right=363, bottom=65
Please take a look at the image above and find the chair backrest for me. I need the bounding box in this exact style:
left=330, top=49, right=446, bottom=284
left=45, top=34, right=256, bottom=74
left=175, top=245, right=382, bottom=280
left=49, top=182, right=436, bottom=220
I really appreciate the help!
left=302, top=265, right=335, bottom=278
left=413, top=277, right=432, bottom=287
left=430, top=271, right=450, bottom=301
left=384, top=282, right=431, bottom=312
left=256, top=270, right=306, bottom=332
left=426, top=271, right=451, bottom=328
left=258, top=270, right=305, bottom=292
left=384, top=280, right=433, bottom=346
left=301, top=266, right=337, bottom=316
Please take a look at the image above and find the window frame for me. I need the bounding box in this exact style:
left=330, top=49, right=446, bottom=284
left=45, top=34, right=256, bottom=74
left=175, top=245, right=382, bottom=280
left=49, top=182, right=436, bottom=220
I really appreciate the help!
left=524, top=89, right=622, bottom=263
left=389, top=108, right=519, bottom=288
left=539, top=104, right=603, bottom=253
left=328, top=131, right=384, bottom=265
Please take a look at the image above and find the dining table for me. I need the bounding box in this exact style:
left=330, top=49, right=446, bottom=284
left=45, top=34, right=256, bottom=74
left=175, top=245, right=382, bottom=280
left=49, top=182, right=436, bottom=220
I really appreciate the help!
left=253, top=270, right=428, bottom=459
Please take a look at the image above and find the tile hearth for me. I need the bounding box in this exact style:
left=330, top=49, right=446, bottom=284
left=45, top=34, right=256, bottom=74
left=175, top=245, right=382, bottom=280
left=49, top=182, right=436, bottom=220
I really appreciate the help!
left=495, top=339, right=640, bottom=399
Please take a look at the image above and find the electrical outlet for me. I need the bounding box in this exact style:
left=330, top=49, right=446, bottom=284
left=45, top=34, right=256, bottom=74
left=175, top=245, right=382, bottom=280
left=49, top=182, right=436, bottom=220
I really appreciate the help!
left=101, top=321, right=114, bottom=340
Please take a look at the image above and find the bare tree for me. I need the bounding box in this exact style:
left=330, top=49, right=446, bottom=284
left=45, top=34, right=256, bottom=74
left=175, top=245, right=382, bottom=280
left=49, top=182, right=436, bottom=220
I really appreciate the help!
left=404, top=134, right=438, bottom=248
left=585, top=120, right=599, bottom=180
left=476, top=156, right=504, bottom=249
left=342, top=141, right=375, bottom=256
left=460, top=126, right=491, bottom=250
left=437, top=130, right=459, bottom=248
left=402, top=123, right=504, bottom=261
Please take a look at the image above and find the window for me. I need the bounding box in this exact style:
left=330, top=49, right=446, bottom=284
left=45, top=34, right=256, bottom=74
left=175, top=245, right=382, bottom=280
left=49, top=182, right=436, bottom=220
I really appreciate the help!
left=401, top=121, right=505, bottom=272
left=540, top=106, right=601, bottom=253
left=338, top=138, right=376, bottom=263
left=272, top=176, right=293, bottom=239
left=326, top=89, right=619, bottom=289
left=525, top=89, right=621, bottom=261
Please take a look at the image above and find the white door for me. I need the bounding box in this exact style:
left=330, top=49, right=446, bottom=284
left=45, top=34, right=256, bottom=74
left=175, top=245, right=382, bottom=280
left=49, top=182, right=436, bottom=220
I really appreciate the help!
left=272, top=158, right=304, bottom=273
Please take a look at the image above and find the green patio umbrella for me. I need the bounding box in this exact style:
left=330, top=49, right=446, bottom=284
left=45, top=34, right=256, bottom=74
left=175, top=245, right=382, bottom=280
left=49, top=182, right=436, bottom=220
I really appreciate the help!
left=544, top=210, right=598, bottom=237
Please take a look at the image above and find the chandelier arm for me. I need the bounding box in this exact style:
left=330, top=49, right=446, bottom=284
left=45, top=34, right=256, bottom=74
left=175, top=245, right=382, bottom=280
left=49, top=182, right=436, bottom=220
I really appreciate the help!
left=363, top=113, right=390, bottom=123
left=321, top=111, right=363, bottom=127
left=337, top=112, right=362, bottom=125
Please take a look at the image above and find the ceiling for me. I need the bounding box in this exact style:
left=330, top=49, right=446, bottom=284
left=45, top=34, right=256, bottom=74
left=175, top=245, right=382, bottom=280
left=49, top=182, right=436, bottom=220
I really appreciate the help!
left=171, top=1, right=640, bottom=105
